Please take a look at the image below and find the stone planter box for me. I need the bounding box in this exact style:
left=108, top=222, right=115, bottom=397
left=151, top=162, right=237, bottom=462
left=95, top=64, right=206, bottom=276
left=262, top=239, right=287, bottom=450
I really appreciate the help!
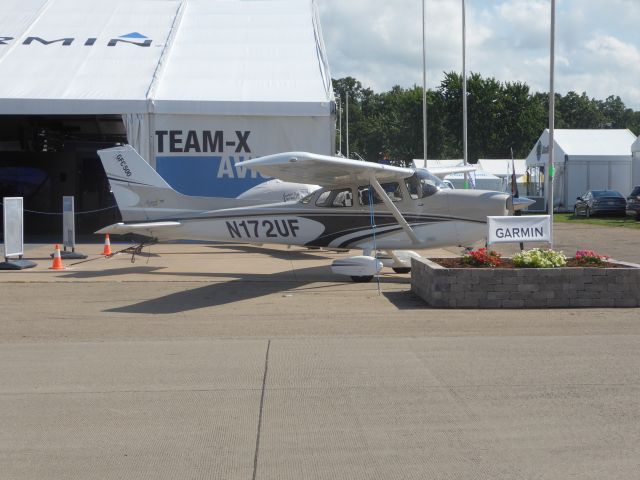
left=411, top=257, right=640, bottom=308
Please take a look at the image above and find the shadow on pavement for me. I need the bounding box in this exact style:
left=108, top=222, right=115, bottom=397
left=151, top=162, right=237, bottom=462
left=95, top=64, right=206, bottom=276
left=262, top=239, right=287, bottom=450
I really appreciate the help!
left=203, top=244, right=338, bottom=261
left=382, top=290, right=429, bottom=310
left=96, top=266, right=412, bottom=314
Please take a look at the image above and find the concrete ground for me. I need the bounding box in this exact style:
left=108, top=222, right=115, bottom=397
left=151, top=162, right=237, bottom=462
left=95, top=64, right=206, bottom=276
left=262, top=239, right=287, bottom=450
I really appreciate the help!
left=1, top=223, right=639, bottom=479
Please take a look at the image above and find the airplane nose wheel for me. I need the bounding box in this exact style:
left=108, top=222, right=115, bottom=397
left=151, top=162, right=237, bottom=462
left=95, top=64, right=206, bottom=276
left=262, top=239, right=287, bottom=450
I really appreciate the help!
left=350, top=275, right=374, bottom=283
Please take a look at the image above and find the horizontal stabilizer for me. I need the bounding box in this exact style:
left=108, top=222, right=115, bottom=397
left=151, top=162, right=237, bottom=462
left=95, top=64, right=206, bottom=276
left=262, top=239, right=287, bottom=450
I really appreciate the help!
left=96, top=221, right=181, bottom=235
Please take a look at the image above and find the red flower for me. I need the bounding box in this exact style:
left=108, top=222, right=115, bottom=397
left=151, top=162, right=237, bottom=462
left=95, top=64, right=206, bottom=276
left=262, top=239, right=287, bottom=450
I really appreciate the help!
left=575, top=250, right=608, bottom=265
left=462, top=248, right=502, bottom=267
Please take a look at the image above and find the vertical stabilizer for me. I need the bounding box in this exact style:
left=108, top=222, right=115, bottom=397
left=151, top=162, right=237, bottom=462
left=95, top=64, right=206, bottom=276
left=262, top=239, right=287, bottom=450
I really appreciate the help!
left=98, top=145, right=248, bottom=222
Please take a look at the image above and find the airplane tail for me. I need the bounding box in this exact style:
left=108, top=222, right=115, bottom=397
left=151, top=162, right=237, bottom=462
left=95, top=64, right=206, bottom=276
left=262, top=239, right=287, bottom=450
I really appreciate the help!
left=97, top=145, right=248, bottom=223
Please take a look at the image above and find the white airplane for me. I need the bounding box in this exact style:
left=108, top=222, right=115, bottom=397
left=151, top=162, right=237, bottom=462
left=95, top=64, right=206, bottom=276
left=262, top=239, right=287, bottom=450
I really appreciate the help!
left=96, top=145, right=530, bottom=282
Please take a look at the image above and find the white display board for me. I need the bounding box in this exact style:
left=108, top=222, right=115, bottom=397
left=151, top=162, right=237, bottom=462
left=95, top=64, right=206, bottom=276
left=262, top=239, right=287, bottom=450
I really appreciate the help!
left=63, top=196, right=75, bottom=250
left=3, top=197, right=24, bottom=259
left=487, top=215, right=551, bottom=245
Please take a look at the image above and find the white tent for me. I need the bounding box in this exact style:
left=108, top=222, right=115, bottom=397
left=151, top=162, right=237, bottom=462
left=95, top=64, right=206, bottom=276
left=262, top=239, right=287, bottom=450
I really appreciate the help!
left=477, top=158, right=527, bottom=193
left=477, top=158, right=527, bottom=178
left=632, top=136, right=640, bottom=188
left=445, top=170, right=502, bottom=191
left=413, top=159, right=463, bottom=170
left=526, top=129, right=636, bottom=211
left=0, top=0, right=334, bottom=198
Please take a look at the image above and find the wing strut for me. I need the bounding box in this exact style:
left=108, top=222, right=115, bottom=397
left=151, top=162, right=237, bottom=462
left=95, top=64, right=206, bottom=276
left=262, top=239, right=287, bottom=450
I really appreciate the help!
left=369, top=176, right=421, bottom=245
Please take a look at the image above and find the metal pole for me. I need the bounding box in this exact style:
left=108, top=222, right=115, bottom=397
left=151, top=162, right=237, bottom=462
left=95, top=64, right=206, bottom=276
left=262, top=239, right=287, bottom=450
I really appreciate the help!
left=548, top=0, right=555, bottom=247
left=462, top=0, right=469, bottom=188
left=422, top=0, right=428, bottom=162
left=346, top=91, right=350, bottom=159
left=338, top=96, right=342, bottom=154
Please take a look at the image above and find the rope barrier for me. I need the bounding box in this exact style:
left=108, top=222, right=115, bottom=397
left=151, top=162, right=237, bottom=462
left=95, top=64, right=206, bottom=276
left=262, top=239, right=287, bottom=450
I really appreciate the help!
left=0, top=201, right=117, bottom=216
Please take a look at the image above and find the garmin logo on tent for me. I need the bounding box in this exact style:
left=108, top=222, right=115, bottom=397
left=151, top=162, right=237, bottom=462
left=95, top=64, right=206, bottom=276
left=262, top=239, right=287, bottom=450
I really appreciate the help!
left=155, top=130, right=252, bottom=154
left=0, top=32, right=152, bottom=47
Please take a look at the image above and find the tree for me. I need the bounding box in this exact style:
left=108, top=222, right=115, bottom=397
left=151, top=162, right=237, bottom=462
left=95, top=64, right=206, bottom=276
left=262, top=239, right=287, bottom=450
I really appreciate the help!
left=331, top=75, right=640, bottom=165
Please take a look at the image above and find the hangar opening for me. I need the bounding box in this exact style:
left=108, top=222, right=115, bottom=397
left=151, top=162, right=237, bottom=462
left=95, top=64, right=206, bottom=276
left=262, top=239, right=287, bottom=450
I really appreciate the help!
left=0, top=115, right=124, bottom=235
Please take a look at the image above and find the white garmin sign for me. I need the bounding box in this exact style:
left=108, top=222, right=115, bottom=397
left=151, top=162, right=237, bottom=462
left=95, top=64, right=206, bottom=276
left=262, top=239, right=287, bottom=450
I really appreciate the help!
left=487, top=215, right=551, bottom=245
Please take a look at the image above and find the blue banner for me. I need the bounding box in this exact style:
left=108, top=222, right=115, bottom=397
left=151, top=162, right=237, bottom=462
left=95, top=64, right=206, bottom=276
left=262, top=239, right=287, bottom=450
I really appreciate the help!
left=156, top=155, right=269, bottom=197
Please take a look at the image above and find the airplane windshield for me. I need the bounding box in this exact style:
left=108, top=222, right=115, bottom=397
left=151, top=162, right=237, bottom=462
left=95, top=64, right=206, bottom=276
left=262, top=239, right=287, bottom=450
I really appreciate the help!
left=299, top=191, right=316, bottom=204
left=405, top=169, right=446, bottom=199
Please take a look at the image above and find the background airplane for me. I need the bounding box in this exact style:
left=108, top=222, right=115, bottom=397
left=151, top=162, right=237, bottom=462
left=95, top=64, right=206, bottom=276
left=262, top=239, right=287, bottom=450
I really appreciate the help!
left=97, top=145, right=528, bottom=281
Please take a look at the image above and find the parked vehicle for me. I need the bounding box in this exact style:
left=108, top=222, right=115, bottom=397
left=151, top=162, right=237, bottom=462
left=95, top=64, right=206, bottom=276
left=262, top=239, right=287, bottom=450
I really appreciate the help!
left=626, top=185, right=640, bottom=220
left=574, top=190, right=627, bottom=217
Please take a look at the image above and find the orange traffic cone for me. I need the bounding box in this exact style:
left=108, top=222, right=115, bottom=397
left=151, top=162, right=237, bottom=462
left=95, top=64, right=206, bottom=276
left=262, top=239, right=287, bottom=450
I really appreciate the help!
left=102, top=234, right=113, bottom=256
left=49, top=244, right=65, bottom=270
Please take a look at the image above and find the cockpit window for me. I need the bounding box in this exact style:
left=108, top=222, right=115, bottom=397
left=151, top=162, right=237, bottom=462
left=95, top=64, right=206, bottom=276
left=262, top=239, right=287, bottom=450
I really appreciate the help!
left=358, top=182, right=402, bottom=205
left=315, top=188, right=353, bottom=207
left=405, top=169, right=445, bottom=199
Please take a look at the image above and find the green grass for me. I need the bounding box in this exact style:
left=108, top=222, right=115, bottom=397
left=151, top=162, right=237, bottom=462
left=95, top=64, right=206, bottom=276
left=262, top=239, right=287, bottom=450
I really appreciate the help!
left=553, top=213, right=640, bottom=229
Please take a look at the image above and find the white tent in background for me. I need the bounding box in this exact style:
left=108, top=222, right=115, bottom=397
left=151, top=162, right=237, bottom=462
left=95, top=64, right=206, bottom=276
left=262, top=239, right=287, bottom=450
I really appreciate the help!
left=526, top=129, right=635, bottom=211
left=477, top=159, right=528, bottom=192
left=412, top=159, right=463, bottom=170
left=632, top=136, right=640, bottom=188
left=444, top=170, right=502, bottom=191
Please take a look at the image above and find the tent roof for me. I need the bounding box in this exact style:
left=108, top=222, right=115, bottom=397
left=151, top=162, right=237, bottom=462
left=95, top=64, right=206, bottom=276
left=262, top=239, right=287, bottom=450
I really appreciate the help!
left=445, top=170, right=500, bottom=180
left=543, top=129, right=635, bottom=156
left=0, top=0, right=333, bottom=116
left=632, top=136, right=640, bottom=152
left=414, top=159, right=464, bottom=170
left=477, top=159, right=527, bottom=177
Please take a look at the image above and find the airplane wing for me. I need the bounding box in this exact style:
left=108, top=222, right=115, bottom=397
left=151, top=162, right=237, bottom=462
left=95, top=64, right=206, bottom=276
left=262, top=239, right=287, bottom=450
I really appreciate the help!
left=240, top=152, right=414, bottom=187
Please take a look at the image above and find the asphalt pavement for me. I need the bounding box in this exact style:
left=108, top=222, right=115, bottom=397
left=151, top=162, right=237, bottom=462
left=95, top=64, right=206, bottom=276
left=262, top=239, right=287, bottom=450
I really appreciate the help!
left=1, top=222, right=639, bottom=479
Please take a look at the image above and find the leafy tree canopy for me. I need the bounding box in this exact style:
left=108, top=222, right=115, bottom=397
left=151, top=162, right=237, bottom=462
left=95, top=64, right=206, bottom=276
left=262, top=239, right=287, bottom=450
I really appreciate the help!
left=333, top=73, right=640, bottom=165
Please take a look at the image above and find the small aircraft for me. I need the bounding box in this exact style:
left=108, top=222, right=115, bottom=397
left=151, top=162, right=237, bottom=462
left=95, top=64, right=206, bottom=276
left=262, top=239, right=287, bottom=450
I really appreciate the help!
left=96, top=145, right=530, bottom=281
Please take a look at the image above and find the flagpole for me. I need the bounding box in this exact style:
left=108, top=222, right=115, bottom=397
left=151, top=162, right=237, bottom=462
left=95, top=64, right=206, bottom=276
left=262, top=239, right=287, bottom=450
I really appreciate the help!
left=548, top=0, right=556, bottom=247
left=422, top=0, right=428, bottom=163
left=346, top=91, right=350, bottom=159
left=462, top=0, right=469, bottom=188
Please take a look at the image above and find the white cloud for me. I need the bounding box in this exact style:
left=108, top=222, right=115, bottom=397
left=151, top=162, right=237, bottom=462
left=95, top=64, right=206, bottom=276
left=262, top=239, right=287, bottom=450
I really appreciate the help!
left=318, top=0, right=640, bottom=109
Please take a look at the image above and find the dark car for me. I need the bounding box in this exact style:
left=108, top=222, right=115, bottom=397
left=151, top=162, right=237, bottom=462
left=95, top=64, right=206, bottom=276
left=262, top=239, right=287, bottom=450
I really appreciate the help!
left=574, top=190, right=627, bottom=217
left=626, top=186, right=640, bottom=220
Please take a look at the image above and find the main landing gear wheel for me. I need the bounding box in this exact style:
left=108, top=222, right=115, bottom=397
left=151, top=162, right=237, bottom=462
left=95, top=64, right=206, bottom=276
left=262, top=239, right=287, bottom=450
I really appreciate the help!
left=392, top=267, right=411, bottom=274
left=350, top=275, right=374, bottom=283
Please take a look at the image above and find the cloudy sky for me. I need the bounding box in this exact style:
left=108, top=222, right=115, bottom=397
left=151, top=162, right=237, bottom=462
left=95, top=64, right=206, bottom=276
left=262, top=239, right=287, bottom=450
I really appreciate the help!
left=317, top=0, right=640, bottom=109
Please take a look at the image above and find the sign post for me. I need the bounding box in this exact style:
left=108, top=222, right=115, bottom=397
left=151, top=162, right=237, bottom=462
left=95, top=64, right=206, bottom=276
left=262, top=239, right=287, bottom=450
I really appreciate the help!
left=60, top=196, right=87, bottom=259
